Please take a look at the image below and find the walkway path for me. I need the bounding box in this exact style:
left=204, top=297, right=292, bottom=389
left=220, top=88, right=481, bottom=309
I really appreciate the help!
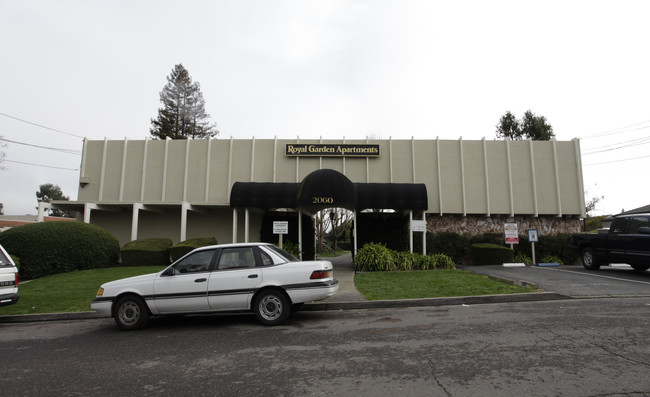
left=318, top=252, right=366, bottom=302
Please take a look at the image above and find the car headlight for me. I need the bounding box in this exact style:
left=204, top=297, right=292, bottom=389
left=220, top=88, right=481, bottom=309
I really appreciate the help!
left=96, top=287, right=104, bottom=297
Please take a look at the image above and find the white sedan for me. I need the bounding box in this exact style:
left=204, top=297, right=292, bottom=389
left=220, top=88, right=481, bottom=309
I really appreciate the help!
left=91, top=243, right=338, bottom=330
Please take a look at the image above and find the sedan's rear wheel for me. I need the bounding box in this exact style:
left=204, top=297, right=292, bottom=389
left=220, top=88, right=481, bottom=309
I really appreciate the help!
left=581, top=248, right=600, bottom=270
left=114, top=295, right=150, bottom=330
left=254, top=290, right=290, bottom=326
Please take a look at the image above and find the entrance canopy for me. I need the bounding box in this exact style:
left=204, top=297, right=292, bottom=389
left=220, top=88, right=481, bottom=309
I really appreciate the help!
left=230, top=169, right=427, bottom=213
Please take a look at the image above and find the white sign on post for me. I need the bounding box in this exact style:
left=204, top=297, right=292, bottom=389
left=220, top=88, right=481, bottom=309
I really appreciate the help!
left=504, top=223, right=519, bottom=245
left=273, top=221, right=288, bottom=235
left=411, top=220, right=426, bottom=232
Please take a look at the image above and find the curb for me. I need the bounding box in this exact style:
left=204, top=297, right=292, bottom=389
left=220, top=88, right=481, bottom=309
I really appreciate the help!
left=0, top=292, right=570, bottom=324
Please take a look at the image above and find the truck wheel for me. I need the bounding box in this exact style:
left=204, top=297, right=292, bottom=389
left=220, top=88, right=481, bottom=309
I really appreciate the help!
left=631, top=264, right=650, bottom=272
left=581, top=248, right=600, bottom=270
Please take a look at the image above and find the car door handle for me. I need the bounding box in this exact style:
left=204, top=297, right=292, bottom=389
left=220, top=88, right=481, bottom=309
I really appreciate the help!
left=248, top=274, right=259, bottom=279
left=194, top=278, right=207, bottom=283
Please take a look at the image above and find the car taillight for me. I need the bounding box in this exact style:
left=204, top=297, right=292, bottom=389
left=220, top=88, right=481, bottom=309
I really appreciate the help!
left=310, top=270, right=331, bottom=280
left=14, top=273, right=18, bottom=286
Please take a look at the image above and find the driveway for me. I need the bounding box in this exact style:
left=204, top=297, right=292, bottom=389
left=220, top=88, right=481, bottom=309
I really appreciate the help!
left=463, top=264, right=650, bottom=297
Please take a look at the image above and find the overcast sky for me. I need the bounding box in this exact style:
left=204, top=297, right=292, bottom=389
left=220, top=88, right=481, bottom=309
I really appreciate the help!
left=1, top=0, right=648, bottom=217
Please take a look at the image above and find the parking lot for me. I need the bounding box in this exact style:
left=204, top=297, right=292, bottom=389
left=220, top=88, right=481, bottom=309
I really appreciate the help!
left=465, top=264, right=650, bottom=297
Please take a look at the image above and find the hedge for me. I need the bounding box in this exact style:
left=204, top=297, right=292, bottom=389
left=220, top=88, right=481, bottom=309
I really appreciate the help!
left=121, top=238, right=173, bottom=267
left=0, top=221, right=119, bottom=279
left=170, top=237, right=217, bottom=262
left=471, top=243, right=514, bottom=265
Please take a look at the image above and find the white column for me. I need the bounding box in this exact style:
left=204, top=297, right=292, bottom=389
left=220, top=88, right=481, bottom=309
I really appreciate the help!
left=409, top=210, right=414, bottom=254
left=353, top=210, right=358, bottom=255
left=298, top=210, right=303, bottom=260
left=482, top=137, right=490, bottom=217
left=529, top=139, right=539, bottom=217
left=244, top=208, right=250, bottom=243
left=119, top=138, right=128, bottom=201
left=422, top=212, right=427, bottom=255
left=436, top=137, right=443, bottom=215
left=37, top=202, right=50, bottom=222
left=505, top=139, right=515, bottom=217
left=83, top=203, right=95, bottom=224
left=552, top=139, right=563, bottom=217
left=573, top=138, right=586, bottom=218
left=232, top=208, right=238, bottom=243
left=180, top=202, right=189, bottom=242
left=99, top=137, right=108, bottom=201
left=131, top=203, right=142, bottom=242
left=459, top=137, right=466, bottom=216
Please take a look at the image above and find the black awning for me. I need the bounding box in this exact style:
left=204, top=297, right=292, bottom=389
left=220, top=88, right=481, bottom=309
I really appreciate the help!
left=230, top=182, right=299, bottom=209
left=296, top=169, right=357, bottom=211
left=355, top=183, right=428, bottom=211
left=230, top=169, right=427, bottom=212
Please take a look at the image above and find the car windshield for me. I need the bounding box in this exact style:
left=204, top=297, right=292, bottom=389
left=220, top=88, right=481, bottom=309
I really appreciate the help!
left=266, top=245, right=298, bottom=262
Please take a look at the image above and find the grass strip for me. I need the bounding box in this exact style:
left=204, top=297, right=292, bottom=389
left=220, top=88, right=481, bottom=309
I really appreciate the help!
left=354, top=269, right=537, bottom=300
left=1, top=266, right=164, bottom=315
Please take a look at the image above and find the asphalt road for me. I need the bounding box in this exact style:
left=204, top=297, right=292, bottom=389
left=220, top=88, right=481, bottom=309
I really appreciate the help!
left=2, top=297, right=650, bottom=396
left=465, top=264, right=650, bottom=297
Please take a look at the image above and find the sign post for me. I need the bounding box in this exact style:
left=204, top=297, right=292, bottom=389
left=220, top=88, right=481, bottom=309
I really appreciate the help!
left=527, top=229, right=539, bottom=265
left=504, top=223, right=519, bottom=249
left=273, top=221, right=288, bottom=249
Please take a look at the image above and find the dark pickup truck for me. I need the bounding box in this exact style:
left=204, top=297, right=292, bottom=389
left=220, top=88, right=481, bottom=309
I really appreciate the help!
left=572, top=213, right=650, bottom=271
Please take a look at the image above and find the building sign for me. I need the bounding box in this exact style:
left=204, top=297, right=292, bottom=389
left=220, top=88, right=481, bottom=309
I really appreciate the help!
left=273, top=221, right=288, bottom=235
left=504, top=223, right=519, bottom=244
left=285, top=143, right=380, bottom=158
left=411, top=220, right=426, bottom=232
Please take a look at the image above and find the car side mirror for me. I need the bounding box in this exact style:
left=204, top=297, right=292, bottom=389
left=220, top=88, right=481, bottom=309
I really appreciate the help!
left=638, top=226, right=650, bottom=234
left=161, top=267, right=175, bottom=276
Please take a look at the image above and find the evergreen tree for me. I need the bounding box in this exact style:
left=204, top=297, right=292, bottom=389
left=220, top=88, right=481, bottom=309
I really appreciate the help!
left=495, top=110, right=555, bottom=140
left=150, top=64, right=218, bottom=139
left=36, top=183, right=74, bottom=217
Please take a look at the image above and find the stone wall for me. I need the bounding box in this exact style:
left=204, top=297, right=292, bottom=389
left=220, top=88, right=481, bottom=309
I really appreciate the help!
left=426, top=214, right=581, bottom=236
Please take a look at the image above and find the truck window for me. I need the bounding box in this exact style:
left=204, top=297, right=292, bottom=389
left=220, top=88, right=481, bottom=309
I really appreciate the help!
left=609, top=218, right=627, bottom=234
left=628, top=216, right=650, bottom=234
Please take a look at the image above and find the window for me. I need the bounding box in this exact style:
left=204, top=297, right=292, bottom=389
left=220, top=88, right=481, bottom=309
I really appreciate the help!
left=259, top=249, right=274, bottom=266
left=217, top=247, right=256, bottom=270
left=610, top=218, right=627, bottom=234
left=628, top=216, right=650, bottom=234
left=172, top=250, right=214, bottom=274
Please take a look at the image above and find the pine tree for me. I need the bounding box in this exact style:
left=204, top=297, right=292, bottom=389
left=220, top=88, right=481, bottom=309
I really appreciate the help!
left=150, top=64, right=218, bottom=139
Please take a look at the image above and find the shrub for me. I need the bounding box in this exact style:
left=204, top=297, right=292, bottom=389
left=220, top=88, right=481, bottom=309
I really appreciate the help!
left=514, top=252, right=533, bottom=265
left=0, top=221, right=119, bottom=279
left=10, top=255, right=20, bottom=271
left=470, top=243, right=514, bottom=265
left=121, top=238, right=173, bottom=267
left=392, top=251, right=413, bottom=271
left=170, top=237, right=217, bottom=262
left=540, top=254, right=564, bottom=265
left=429, top=253, right=456, bottom=269
left=354, top=243, right=395, bottom=271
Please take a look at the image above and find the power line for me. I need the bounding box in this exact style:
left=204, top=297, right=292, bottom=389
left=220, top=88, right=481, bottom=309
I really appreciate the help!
left=0, top=137, right=81, bottom=155
left=0, top=112, right=85, bottom=139
left=3, top=159, right=79, bottom=171
left=584, top=154, right=650, bottom=166
left=582, top=136, right=650, bottom=155
left=580, top=121, right=650, bottom=139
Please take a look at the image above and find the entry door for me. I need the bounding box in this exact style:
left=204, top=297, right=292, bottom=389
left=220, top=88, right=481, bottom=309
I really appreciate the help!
left=208, top=247, right=262, bottom=310
left=152, top=249, right=215, bottom=314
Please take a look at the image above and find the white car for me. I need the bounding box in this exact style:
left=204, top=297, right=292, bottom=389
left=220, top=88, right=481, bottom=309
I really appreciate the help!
left=92, top=243, right=338, bottom=330
left=0, top=244, right=19, bottom=307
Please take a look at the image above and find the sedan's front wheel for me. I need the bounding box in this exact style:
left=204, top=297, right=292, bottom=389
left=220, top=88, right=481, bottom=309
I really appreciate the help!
left=253, top=290, right=290, bottom=326
left=114, top=295, right=150, bottom=330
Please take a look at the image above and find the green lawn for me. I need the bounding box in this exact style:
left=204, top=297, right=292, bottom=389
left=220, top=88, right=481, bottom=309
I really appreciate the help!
left=1, top=266, right=164, bottom=315
left=354, top=269, right=537, bottom=300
